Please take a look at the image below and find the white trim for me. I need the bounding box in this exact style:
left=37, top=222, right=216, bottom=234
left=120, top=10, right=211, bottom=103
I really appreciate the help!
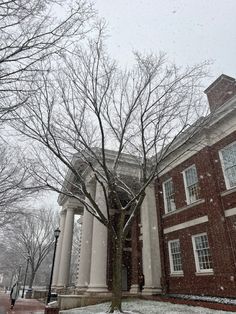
left=182, top=166, right=190, bottom=204
left=225, top=207, right=236, bottom=217
left=221, top=186, right=236, bottom=196
left=163, top=215, right=208, bottom=234
left=195, top=271, right=214, bottom=276
left=219, top=147, right=229, bottom=189
left=168, top=239, right=183, bottom=275
left=163, top=178, right=170, bottom=213
left=192, top=233, right=213, bottom=274
left=158, top=98, right=236, bottom=177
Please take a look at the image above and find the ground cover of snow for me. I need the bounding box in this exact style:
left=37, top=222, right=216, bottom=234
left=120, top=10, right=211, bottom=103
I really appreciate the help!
left=169, top=294, right=236, bottom=305
left=60, top=299, right=235, bottom=314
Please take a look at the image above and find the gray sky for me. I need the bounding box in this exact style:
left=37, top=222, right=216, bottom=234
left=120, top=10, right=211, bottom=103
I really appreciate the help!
left=47, top=0, right=236, bottom=210
left=94, top=0, right=236, bottom=85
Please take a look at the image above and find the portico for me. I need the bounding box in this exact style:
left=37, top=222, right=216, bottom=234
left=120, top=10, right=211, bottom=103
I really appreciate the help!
left=52, top=198, right=83, bottom=288
left=52, top=159, right=162, bottom=296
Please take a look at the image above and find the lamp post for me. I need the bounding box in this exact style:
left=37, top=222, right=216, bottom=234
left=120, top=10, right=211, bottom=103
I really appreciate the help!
left=21, top=256, right=30, bottom=298
left=46, top=228, right=60, bottom=304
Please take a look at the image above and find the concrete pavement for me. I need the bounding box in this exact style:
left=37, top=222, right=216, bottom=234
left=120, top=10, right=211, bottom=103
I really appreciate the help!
left=0, top=292, right=45, bottom=314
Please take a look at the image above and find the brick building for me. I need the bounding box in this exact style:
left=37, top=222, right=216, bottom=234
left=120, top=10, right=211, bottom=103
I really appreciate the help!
left=53, top=75, right=236, bottom=309
left=157, top=74, right=236, bottom=297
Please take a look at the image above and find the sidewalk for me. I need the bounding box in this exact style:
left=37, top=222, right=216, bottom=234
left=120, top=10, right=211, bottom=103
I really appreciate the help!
left=0, top=292, right=45, bottom=314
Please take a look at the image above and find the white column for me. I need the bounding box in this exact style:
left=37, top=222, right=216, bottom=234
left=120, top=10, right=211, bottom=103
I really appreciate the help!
left=57, top=207, right=74, bottom=287
left=52, top=210, right=66, bottom=287
left=141, top=184, right=162, bottom=295
left=76, top=182, right=95, bottom=291
left=87, top=182, right=108, bottom=293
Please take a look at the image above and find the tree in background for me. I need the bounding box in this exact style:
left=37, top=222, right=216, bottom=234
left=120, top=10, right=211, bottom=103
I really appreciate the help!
left=10, top=30, right=211, bottom=312
left=0, top=143, right=35, bottom=228
left=4, top=207, right=57, bottom=290
left=0, top=241, right=22, bottom=288
left=0, top=0, right=94, bottom=228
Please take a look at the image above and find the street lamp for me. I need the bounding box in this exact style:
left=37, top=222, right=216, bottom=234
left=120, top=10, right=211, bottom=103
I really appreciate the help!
left=46, top=228, right=60, bottom=304
left=21, top=256, right=30, bottom=298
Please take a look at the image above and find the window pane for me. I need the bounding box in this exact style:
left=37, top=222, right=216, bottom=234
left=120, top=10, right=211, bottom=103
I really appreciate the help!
left=222, top=143, right=236, bottom=168
left=185, top=166, right=198, bottom=186
left=184, top=165, right=200, bottom=203
left=169, top=240, right=183, bottom=272
left=194, top=234, right=212, bottom=271
left=221, top=143, right=236, bottom=188
left=225, top=166, right=236, bottom=187
left=164, top=179, right=176, bottom=212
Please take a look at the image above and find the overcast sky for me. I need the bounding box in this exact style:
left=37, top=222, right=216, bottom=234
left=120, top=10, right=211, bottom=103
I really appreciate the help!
left=94, top=0, right=236, bottom=87
left=49, top=0, right=236, bottom=210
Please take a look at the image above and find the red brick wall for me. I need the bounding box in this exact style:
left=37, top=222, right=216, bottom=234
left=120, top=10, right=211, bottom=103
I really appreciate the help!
left=164, top=224, right=236, bottom=297
left=156, top=133, right=236, bottom=297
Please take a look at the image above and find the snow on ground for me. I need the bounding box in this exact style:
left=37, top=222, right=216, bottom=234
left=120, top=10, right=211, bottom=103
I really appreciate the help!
left=169, top=294, right=236, bottom=305
left=60, top=299, right=235, bottom=314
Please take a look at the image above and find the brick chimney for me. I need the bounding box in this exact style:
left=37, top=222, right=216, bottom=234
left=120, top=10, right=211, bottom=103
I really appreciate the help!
left=204, top=74, right=236, bottom=112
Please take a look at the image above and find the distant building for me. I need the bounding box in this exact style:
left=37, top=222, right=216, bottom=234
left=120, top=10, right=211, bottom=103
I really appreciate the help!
left=53, top=74, right=236, bottom=300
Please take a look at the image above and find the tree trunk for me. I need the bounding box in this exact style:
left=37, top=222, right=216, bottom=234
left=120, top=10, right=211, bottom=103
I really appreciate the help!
left=109, top=211, right=125, bottom=313
left=28, top=270, right=36, bottom=289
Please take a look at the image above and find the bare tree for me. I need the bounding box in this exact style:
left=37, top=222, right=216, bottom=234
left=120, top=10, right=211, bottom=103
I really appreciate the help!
left=0, top=142, right=37, bottom=228
left=0, top=0, right=94, bottom=120
left=10, top=33, right=211, bottom=312
left=5, top=207, right=58, bottom=289
left=0, top=0, right=94, bottom=227
left=0, top=241, right=23, bottom=288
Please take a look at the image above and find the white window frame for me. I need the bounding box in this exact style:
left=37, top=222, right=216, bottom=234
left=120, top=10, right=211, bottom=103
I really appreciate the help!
left=163, top=178, right=176, bottom=213
left=168, top=239, right=183, bottom=275
left=219, top=141, right=236, bottom=190
left=183, top=164, right=200, bottom=205
left=192, top=233, right=213, bottom=274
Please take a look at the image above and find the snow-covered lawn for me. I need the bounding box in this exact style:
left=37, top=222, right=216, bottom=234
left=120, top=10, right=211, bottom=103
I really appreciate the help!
left=60, top=299, right=235, bottom=314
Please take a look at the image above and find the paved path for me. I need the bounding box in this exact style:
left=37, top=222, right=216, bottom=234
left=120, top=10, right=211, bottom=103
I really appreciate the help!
left=0, top=293, right=45, bottom=314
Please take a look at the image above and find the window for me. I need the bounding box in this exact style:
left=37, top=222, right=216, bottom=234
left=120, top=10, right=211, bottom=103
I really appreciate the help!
left=163, top=178, right=176, bottom=213
left=192, top=233, right=213, bottom=273
left=183, top=165, right=200, bottom=204
left=220, top=141, right=236, bottom=189
left=168, top=239, right=183, bottom=274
